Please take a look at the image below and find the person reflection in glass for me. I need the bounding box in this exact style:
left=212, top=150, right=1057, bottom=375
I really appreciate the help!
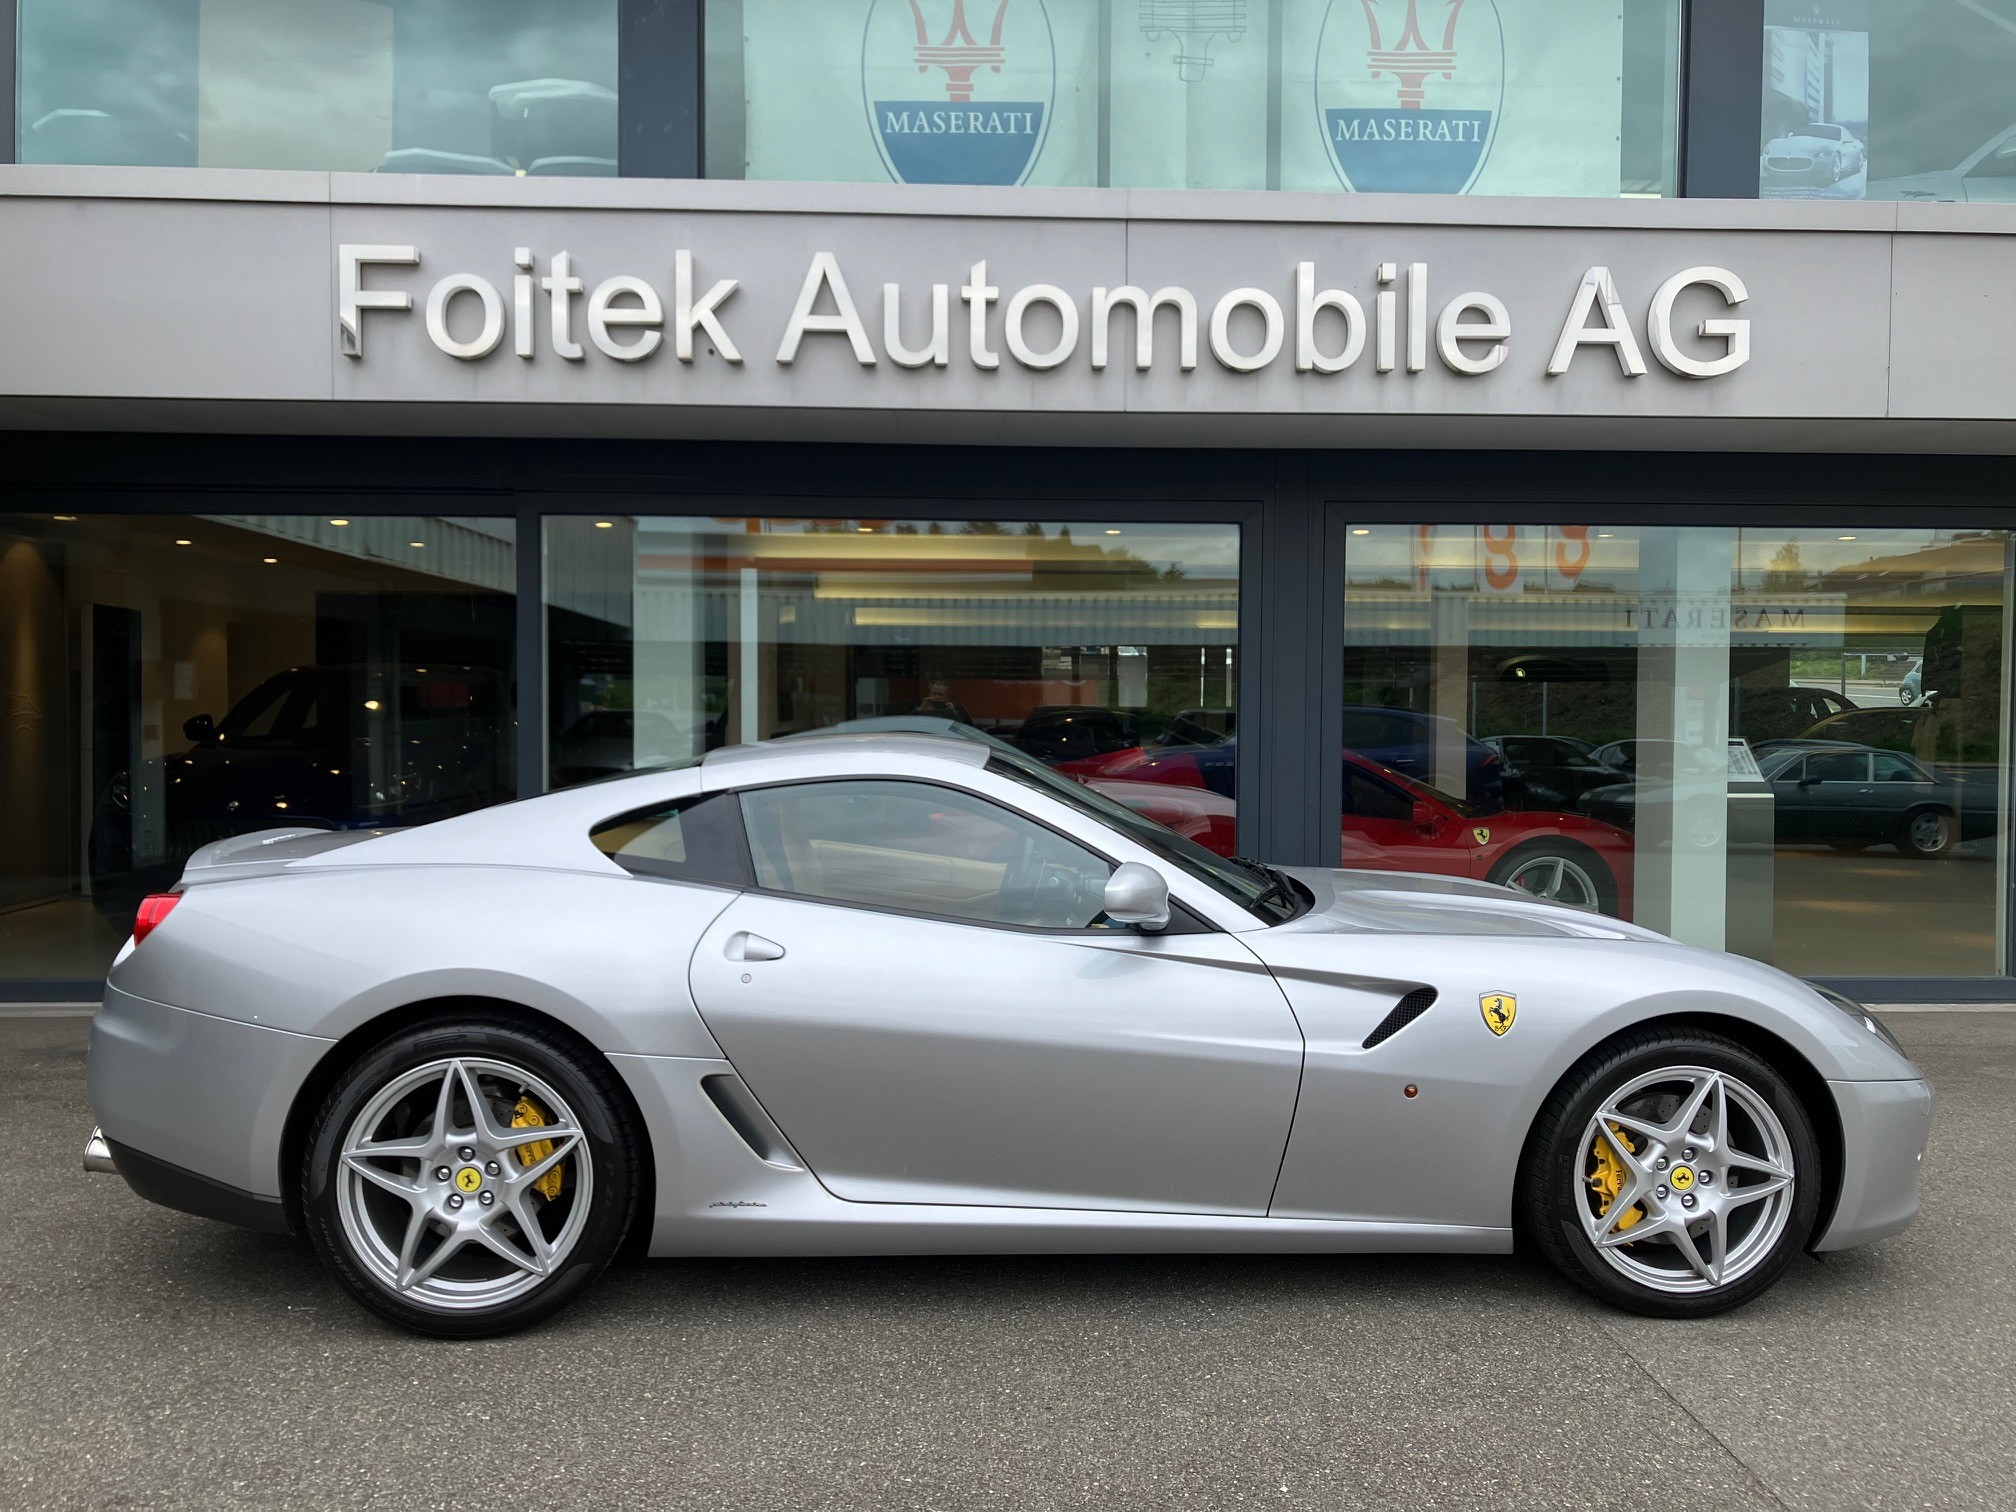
left=915, top=680, right=973, bottom=725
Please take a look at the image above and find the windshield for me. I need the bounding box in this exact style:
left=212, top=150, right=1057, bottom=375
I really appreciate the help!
left=984, top=751, right=1301, bottom=924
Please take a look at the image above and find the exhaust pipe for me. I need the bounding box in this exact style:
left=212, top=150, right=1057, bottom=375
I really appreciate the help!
left=83, top=1127, right=119, bottom=1175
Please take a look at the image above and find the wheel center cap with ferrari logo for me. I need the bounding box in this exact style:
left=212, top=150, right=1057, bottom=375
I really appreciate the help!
left=1669, top=1164, right=1696, bottom=1193
left=454, top=1166, right=484, bottom=1194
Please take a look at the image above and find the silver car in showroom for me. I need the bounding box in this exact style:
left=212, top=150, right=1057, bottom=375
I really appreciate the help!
left=86, top=733, right=1931, bottom=1336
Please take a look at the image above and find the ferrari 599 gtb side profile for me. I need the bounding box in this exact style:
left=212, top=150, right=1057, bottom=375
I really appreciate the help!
left=85, top=734, right=1930, bottom=1337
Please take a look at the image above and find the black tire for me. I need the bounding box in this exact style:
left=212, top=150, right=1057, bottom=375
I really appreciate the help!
left=301, top=1015, right=643, bottom=1339
left=1517, top=1027, right=1821, bottom=1319
left=1487, top=840, right=1619, bottom=918
left=1896, top=807, right=1956, bottom=859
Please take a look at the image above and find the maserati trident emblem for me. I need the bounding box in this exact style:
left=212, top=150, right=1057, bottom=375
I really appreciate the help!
left=1141, top=1, right=1249, bottom=82
left=1315, top=0, right=1505, bottom=194
left=1480, top=991, right=1517, bottom=1036
left=865, top=0, right=1055, bottom=185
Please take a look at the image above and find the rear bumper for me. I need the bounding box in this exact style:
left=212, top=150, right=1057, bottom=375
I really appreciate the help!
left=1814, top=1077, right=1934, bottom=1252
left=95, top=1134, right=292, bottom=1234
left=88, top=984, right=332, bottom=1219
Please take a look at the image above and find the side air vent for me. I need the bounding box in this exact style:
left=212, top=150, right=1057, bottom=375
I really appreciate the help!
left=1362, top=987, right=1439, bottom=1049
left=700, top=1074, right=804, bottom=1170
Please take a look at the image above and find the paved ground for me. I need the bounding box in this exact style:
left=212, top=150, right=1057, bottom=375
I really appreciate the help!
left=2, top=1010, right=2009, bottom=1511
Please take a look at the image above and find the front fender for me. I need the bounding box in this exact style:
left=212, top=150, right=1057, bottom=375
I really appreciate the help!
left=1261, top=932, right=1915, bottom=1230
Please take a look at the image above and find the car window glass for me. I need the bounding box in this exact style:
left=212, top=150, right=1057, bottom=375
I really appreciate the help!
left=591, top=791, right=750, bottom=887
left=740, top=779, right=1118, bottom=930
left=220, top=679, right=291, bottom=740
left=1806, top=752, right=1868, bottom=782
left=1871, top=753, right=1922, bottom=783
left=1342, top=768, right=1413, bottom=822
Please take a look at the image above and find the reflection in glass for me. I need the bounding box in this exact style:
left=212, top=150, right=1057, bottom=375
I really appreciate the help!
left=1342, top=525, right=2010, bottom=978
left=544, top=514, right=1239, bottom=845
left=17, top=0, right=617, bottom=175
left=0, top=513, right=515, bottom=981
left=707, top=0, right=1681, bottom=197
left=1762, top=0, right=2016, bottom=204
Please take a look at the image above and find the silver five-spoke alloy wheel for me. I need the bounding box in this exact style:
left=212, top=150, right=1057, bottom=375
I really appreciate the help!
left=1578, top=1065, right=1796, bottom=1294
left=1502, top=853, right=1601, bottom=911
left=336, top=1057, right=593, bottom=1311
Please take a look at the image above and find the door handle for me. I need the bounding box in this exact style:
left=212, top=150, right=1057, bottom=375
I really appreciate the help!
left=725, top=931, right=786, bottom=963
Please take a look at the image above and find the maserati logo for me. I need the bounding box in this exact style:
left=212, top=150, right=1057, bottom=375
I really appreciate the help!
left=1480, top=991, right=1517, bottom=1036
left=1315, top=0, right=1504, bottom=194
left=864, top=0, right=1056, bottom=186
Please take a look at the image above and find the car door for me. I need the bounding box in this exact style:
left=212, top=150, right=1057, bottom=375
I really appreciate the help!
left=686, top=777, right=1304, bottom=1216
left=1797, top=750, right=1876, bottom=839
left=1338, top=764, right=1471, bottom=877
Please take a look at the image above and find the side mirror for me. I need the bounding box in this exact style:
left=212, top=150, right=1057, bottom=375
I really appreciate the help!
left=1411, top=799, right=1437, bottom=830
left=1103, top=862, right=1170, bottom=932
left=183, top=713, right=215, bottom=742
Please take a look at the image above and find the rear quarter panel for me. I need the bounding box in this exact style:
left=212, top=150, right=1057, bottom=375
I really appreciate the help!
left=108, top=865, right=734, bottom=1059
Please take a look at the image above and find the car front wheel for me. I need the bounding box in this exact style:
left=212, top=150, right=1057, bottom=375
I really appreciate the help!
left=1519, top=1029, right=1821, bottom=1318
left=301, top=1016, right=642, bottom=1338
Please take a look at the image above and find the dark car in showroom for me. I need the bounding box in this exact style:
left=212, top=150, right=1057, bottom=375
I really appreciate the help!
left=91, top=664, right=510, bottom=912
left=1481, top=735, right=1618, bottom=812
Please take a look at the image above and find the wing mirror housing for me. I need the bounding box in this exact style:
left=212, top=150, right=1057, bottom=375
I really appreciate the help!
left=1411, top=799, right=1437, bottom=830
left=183, top=713, right=215, bottom=742
left=1103, top=862, right=1170, bottom=932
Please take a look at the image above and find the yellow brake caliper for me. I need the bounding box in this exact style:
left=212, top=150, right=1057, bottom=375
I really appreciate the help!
left=1588, top=1122, right=1643, bottom=1234
left=512, top=1095, right=566, bottom=1202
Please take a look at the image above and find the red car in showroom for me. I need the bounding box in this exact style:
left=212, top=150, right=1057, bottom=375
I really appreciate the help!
left=1061, top=746, right=1636, bottom=921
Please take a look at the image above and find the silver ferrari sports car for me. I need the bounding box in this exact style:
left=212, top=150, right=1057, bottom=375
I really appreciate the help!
left=85, top=733, right=1931, bottom=1337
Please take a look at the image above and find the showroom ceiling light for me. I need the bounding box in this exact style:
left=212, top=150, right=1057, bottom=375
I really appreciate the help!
left=594, top=520, right=615, bottom=529
left=329, top=518, right=350, bottom=526
left=175, top=538, right=193, bottom=546
left=263, top=556, right=278, bottom=564
left=409, top=540, right=426, bottom=548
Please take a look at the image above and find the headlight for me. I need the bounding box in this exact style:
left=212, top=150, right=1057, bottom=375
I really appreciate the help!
left=1814, top=985, right=1908, bottom=1057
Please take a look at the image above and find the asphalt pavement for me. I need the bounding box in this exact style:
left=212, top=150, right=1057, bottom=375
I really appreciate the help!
left=2, top=1009, right=2010, bottom=1511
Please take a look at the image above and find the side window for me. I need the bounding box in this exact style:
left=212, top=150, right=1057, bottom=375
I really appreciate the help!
left=591, top=791, right=750, bottom=887
left=739, top=780, right=1117, bottom=930
left=1806, top=752, right=1869, bottom=783
left=1341, top=768, right=1414, bottom=822
left=1871, top=753, right=1923, bottom=783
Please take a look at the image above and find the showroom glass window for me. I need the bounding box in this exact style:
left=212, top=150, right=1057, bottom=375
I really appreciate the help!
left=544, top=514, right=1241, bottom=850
left=705, top=0, right=1681, bottom=197
left=16, top=0, right=617, bottom=175
left=1759, top=0, right=2016, bottom=203
left=0, top=513, right=516, bottom=982
left=1339, top=525, right=2012, bottom=979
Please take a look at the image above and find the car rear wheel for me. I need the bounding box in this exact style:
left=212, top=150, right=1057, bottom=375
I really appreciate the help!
left=1897, top=808, right=1956, bottom=858
left=1519, top=1029, right=1820, bottom=1318
left=301, top=1016, right=642, bottom=1338
left=1488, top=842, right=1618, bottom=917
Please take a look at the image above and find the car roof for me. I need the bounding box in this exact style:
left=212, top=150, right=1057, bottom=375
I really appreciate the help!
left=702, top=730, right=989, bottom=773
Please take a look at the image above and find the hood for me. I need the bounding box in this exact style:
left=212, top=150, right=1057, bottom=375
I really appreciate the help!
left=1277, top=865, right=1668, bottom=942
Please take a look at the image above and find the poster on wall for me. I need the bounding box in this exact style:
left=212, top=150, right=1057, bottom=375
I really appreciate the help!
left=1281, top=0, right=1626, bottom=198
left=1760, top=2, right=1869, bottom=201
left=741, top=0, right=1098, bottom=187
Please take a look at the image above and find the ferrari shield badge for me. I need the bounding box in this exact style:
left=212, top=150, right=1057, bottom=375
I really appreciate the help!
left=1471, top=826, right=1491, bottom=845
left=1480, top=991, right=1517, bottom=1036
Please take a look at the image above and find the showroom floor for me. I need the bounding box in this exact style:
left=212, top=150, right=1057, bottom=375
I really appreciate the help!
left=1, top=1010, right=2007, bottom=1511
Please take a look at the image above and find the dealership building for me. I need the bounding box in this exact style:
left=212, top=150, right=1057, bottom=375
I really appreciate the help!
left=1, top=0, right=2012, bottom=1002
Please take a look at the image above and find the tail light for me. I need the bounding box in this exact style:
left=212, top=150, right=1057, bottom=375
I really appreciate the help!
left=132, top=893, right=181, bottom=946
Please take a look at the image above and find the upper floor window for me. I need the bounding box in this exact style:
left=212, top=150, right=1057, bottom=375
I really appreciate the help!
left=706, top=0, right=1683, bottom=198
left=1761, top=0, right=2016, bottom=205
left=18, top=0, right=617, bottom=176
